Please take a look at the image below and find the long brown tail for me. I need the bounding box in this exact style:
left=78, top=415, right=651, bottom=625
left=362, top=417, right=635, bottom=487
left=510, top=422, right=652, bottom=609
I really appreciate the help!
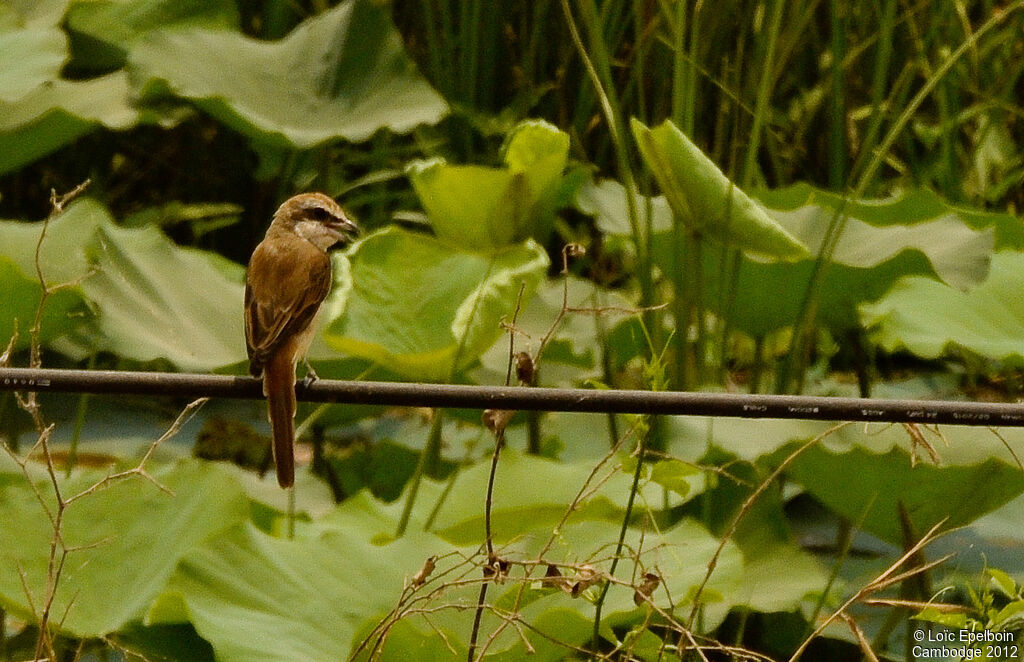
left=263, top=349, right=296, bottom=488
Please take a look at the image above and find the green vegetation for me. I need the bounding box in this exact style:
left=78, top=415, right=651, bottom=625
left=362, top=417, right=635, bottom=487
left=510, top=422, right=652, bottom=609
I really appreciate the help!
left=2, top=1, right=1024, bottom=660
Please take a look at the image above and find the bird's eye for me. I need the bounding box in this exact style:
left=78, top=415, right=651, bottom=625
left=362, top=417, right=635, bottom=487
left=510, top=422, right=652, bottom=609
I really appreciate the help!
left=309, top=207, right=332, bottom=222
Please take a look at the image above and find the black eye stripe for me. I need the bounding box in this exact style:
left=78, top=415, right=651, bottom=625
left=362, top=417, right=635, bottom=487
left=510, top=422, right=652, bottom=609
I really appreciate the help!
left=307, top=206, right=333, bottom=221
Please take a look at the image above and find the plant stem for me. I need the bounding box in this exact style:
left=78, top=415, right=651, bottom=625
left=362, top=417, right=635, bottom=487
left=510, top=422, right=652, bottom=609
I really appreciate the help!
left=848, top=0, right=897, bottom=193
left=466, top=582, right=489, bottom=662
left=65, top=354, right=96, bottom=477
left=287, top=486, right=295, bottom=540
left=591, top=421, right=648, bottom=651
left=828, top=0, right=848, bottom=190
left=562, top=0, right=656, bottom=340
left=395, top=410, right=444, bottom=537
left=739, top=0, right=784, bottom=189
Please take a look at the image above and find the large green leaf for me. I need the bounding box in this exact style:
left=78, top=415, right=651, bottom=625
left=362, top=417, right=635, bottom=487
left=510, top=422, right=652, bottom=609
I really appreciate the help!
left=0, top=0, right=69, bottom=29
left=408, top=120, right=570, bottom=250
left=81, top=221, right=247, bottom=370
left=623, top=124, right=998, bottom=338
left=0, top=26, right=66, bottom=101
left=630, top=117, right=809, bottom=260
left=512, top=517, right=744, bottom=625
left=664, top=415, right=827, bottom=464
left=473, top=605, right=591, bottom=662
left=708, top=417, right=1024, bottom=546
left=963, top=493, right=1024, bottom=573
left=0, top=72, right=141, bottom=175
left=756, top=184, right=994, bottom=291
left=0, top=2, right=148, bottom=176
left=407, top=160, right=518, bottom=247
left=419, top=450, right=700, bottom=544
left=785, top=444, right=1024, bottom=546
left=690, top=456, right=833, bottom=615
left=318, top=474, right=741, bottom=646
left=0, top=461, right=249, bottom=637
left=1, top=198, right=247, bottom=368
left=574, top=177, right=672, bottom=237
left=155, top=512, right=598, bottom=661
left=756, top=183, right=1023, bottom=250
left=65, top=0, right=239, bottom=69
left=860, top=251, right=1024, bottom=364
left=128, top=0, right=447, bottom=149
left=0, top=199, right=108, bottom=350
left=667, top=413, right=1024, bottom=549
left=324, top=227, right=549, bottom=382
left=703, top=184, right=996, bottom=336
left=732, top=543, right=829, bottom=613
left=473, top=276, right=635, bottom=387
left=150, top=523, right=460, bottom=662
left=577, top=179, right=995, bottom=338
left=0, top=198, right=106, bottom=282
left=0, top=255, right=87, bottom=351
left=674, top=409, right=1024, bottom=470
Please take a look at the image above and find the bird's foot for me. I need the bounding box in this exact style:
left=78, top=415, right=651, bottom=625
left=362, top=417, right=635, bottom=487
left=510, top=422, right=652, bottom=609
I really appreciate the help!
left=302, top=360, right=319, bottom=388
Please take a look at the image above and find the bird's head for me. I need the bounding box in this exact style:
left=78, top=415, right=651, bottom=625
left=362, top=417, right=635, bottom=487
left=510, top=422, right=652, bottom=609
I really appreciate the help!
left=271, top=192, right=359, bottom=251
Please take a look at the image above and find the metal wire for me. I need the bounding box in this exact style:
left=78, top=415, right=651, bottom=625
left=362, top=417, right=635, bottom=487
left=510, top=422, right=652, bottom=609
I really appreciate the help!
left=2, top=366, right=1024, bottom=426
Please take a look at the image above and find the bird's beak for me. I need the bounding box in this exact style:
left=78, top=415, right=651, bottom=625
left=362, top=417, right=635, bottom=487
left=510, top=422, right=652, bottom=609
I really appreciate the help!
left=326, top=215, right=360, bottom=243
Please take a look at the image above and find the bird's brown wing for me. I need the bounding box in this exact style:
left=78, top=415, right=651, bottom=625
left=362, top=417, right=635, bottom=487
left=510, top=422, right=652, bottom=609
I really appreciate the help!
left=244, top=236, right=333, bottom=376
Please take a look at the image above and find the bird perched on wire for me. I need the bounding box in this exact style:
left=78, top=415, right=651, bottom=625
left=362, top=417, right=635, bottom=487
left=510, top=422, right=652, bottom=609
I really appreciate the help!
left=244, top=193, right=358, bottom=488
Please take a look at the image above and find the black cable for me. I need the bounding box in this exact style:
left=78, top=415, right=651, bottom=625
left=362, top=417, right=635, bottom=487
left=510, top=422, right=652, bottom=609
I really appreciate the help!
left=2, top=367, right=1023, bottom=426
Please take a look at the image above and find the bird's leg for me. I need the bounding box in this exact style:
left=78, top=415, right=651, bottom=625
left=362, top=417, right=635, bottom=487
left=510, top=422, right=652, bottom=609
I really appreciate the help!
left=301, top=358, right=319, bottom=388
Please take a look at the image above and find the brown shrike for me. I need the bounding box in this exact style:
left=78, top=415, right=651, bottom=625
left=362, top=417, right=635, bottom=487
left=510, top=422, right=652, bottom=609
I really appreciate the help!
left=245, top=193, right=358, bottom=488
